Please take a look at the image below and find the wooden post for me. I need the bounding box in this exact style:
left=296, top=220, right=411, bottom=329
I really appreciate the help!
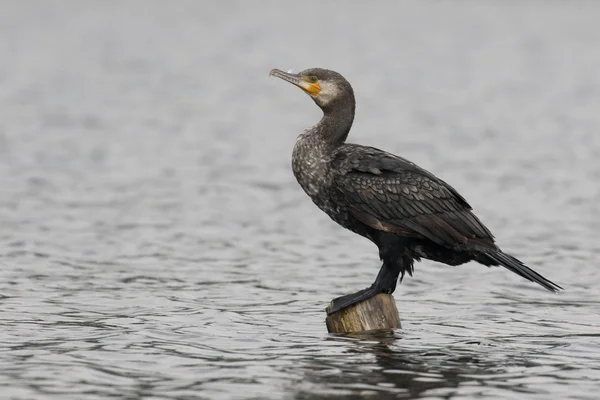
left=325, top=294, right=401, bottom=333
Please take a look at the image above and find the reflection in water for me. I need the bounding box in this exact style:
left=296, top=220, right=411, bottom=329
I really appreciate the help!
left=296, top=331, right=546, bottom=399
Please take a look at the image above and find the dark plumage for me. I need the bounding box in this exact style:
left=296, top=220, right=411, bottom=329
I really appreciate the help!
left=270, top=67, right=562, bottom=314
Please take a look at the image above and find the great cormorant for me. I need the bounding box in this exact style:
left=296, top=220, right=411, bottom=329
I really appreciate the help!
left=270, top=68, right=562, bottom=315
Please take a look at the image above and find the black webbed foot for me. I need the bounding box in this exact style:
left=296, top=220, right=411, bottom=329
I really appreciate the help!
left=327, top=285, right=382, bottom=315
left=327, top=258, right=403, bottom=315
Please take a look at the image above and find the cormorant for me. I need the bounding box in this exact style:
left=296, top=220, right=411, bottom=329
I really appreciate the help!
left=269, top=68, right=562, bottom=315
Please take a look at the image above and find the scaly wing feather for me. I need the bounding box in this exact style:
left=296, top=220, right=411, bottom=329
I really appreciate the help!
left=331, top=144, right=496, bottom=251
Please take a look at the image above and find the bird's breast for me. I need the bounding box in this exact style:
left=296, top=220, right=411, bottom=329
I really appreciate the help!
left=291, top=135, right=331, bottom=198
left=291, top=135, right=370, bottom=239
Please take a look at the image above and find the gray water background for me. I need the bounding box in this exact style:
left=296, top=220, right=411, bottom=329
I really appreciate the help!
left=1, top=1, right=599, bottom=399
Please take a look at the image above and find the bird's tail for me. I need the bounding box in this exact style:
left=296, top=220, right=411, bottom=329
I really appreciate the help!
left=485, top=251, right=563, bottom=292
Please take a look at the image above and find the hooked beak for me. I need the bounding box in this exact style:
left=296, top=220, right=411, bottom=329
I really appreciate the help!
left=269, top=69, right=321, bottom=96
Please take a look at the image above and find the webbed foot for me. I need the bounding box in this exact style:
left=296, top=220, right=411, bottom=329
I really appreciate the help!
left=326, top=285, right=383, bottom=315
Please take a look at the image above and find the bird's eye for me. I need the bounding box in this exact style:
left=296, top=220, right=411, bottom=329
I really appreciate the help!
left=310, top=76, right=318, bottom=83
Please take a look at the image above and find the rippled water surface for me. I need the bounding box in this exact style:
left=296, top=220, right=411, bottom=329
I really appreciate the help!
left=1, top=1, right=599, bottom=399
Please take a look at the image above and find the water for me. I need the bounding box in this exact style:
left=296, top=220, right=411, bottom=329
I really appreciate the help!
left=0, top=1, right=599, bottom=399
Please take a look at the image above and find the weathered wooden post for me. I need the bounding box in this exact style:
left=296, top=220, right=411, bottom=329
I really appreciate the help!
left=325, top=294, right=401, bottom=333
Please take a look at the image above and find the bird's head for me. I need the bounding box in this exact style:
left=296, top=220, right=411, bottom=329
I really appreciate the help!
left=269, top=68, right=354, bottom=111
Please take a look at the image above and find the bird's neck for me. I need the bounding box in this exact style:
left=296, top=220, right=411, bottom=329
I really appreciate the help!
left=312, top=100, right=355, bottom=147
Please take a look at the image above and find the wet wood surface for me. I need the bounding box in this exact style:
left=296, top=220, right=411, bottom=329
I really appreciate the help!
left=325, top=294, right=401, bottom=333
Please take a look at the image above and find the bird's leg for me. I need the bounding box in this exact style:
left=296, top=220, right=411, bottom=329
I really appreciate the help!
left=327, top=262, right=400, bottom=315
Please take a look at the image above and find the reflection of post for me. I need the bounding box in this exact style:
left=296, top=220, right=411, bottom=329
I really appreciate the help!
left=325, top=294, right=401, bottom=333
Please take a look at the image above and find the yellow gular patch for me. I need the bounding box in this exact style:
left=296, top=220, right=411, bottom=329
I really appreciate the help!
left=303, top=82, right=321, bottom=96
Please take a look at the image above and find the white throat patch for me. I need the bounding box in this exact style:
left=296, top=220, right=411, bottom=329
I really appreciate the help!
left=315, top=80, right=340, bottom=106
